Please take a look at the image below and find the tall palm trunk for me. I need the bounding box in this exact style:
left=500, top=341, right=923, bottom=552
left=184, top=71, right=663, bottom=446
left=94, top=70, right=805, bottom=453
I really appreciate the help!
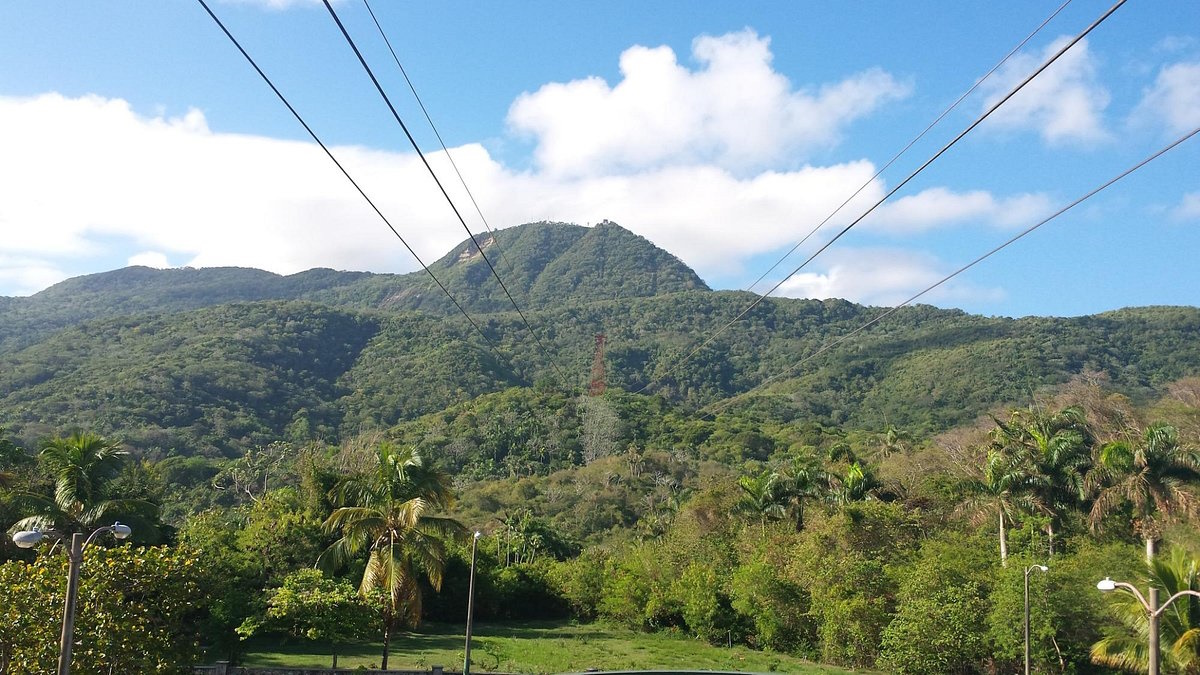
left=1047, top=522, right=1055, bottom=557
left=999, top=509, right=1008, bottom=567
left=381, top=607, right=393, bottom=669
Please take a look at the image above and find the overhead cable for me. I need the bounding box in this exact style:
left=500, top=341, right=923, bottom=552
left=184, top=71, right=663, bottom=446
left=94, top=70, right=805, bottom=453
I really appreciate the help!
left=358, top=0, right=579, bottom=390
left=196, top=0, right=520, bottom=376
left=633, top=0, right=1128, bottom=396
left=322, top=0, right=572, bottom=388
left=699, top=123, right=1200, bottom=421
left=360, top=0, right=503, bottom=252
left=743, top=0, right=1074, bottom=297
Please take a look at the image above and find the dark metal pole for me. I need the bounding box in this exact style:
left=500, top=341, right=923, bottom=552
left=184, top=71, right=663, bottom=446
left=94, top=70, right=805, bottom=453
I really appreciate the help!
left=58, top=532, right=83, bottom=675
left=1148, top=586, right=1159, bottom=675
left=464, top=533, right=480, bottom=675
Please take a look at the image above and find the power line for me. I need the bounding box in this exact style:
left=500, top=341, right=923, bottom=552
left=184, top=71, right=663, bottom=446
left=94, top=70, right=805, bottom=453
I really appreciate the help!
left=358, top=0, right=582, bottom=391
left=360, top=0, right=501, bottom=248
left=743, top=0, right=1074, bottom=297
left=632, top=0, right=1128, bottom=397
left=322, top=0, right=572, bottom=388
left=196, top=0, right=520, bottom=378
left=698, top=123, right=1200, bottom=422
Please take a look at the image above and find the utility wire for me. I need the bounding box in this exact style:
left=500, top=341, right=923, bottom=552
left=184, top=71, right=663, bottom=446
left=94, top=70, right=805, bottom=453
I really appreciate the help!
left=358, top=0, right=581, bottom=390
left=196, top=0, right=518, bottom=375
left=633, top=0, right=1128, bottom=397
left=743, top=0, right=1074, bottom=296
left=322, top=0, right=572, bottom=387
left=698, top=123, right=1200, bottom=422
left=361, top=0, right=502, bottom=251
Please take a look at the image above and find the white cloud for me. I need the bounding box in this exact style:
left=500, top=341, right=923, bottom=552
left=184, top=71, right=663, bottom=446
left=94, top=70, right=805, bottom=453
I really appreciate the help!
left=0, top=92, right=893, bottom=294
left=507, top=29, right=910, bottom=177
left=0, top=255, right=67, bottom=297
left=127, top=251, right=172, bottom=268
left=980, top=36, right=1109, bottom=145
left=775, top=248, right=1005, bottom=307
left=1172, top=191, right=1200, bottom=221
left=1130, top=61, right=1200, bottom=135
left=864, top=187, right=1054, bottom=233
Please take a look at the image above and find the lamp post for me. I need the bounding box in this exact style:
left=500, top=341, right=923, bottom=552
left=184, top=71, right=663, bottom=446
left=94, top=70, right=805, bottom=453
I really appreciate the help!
left=1024, top=564, right=1048, bottom=675
left=463, top=530, right=482, bottom=675
left=1097, top=576, right=1200, bottom=675
left=11, top=522, right=132, bottom=675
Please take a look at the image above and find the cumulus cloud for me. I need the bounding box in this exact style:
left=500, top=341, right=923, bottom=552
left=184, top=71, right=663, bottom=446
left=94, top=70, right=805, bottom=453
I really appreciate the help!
left=0, top=94, right=473, bottom=287
left=864, top=187, right=1054, bottom=233
left=1130, top=61, right=1200, bottom=134
left=775, top=248, right=1005, bottom=307
left=980, top=36, right=1110, bottom=144
left=127, top=251, right=173, bottom=268
left=0, top=92, right=894, bottom=294
left=508, top=29, right=910, bottom=176
left=0, top=255, right=67, bottom=297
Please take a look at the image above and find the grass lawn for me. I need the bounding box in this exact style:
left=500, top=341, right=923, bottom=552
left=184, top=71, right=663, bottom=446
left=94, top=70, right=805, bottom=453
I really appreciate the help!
left=238, top=620, right=868, bottom=674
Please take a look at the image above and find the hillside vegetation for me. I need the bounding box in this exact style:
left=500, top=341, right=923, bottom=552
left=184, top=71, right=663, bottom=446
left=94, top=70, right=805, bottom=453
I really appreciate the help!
left=3, top=220, right=1200, bottom=674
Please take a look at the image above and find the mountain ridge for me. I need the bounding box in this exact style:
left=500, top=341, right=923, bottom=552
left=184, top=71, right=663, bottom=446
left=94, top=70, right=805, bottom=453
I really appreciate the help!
left=0, top=220, right=704, bottom=351
left=2, top=220, right=1200, bottom=458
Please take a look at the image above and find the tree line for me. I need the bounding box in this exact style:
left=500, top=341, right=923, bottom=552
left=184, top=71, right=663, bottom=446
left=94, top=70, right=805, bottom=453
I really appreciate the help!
left=2, top=375, right=1199, bottom=673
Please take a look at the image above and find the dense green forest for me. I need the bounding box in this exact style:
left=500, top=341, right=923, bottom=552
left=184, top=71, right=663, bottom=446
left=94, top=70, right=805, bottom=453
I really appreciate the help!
left=3, top=221, right=1200, bottom=673
left=2, top=222, right=1199, bottom=457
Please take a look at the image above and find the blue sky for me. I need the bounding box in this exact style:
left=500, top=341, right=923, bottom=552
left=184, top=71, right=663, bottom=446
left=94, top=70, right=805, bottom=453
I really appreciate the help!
left=1, top=0, right=1197, bottom=318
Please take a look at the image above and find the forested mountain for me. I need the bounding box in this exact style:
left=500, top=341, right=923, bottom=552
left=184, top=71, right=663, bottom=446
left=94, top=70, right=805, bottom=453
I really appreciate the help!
left=2, top=221, right=1200, bottom=458
left=5, top=221, right=1200, bottom=675
left=0, top=221, right=705, bottom=354
left=368, top=220, right=709, bottom=314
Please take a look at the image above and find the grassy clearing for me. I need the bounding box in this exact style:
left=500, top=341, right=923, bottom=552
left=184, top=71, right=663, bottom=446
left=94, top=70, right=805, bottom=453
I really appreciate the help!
left=238, top=621, right=867, bottom=674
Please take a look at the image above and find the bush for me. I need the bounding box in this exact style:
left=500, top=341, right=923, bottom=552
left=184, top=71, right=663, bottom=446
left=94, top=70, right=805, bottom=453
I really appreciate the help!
left=0, top=544, right=204, bottom=674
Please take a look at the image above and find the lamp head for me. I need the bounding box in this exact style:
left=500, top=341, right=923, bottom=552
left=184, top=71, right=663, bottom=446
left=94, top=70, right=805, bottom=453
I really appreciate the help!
left=111, top=522, right=132, bottom=540
left=12, top=529, right=45, bottom=549
left=474, top=531, right=482, bottom=539
left=1037, top=565, right=1048, bottom=572
left=1097, top=577, right=1117, bottom=592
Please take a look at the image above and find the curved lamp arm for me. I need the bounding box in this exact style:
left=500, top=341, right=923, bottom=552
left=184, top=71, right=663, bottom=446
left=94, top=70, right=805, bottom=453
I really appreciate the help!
left=10, top=522, right=132, bottom=550
left=82, top=522, right=132, bottom=548
left=1154, top=589, right=1200, bottom=618
left=1097, top=577, right=1151, bottom=612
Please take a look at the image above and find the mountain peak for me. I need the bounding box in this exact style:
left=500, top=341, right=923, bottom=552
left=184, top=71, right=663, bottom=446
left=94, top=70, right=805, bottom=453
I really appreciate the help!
left=387, top=220, right=708, bottom=313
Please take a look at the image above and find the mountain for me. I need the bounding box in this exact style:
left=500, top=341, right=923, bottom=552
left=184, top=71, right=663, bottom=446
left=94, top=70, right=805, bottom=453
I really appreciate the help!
left=2, top=220, right=1200, bottom=458
left=0, top=221, right=705, bottom=352
left=350, top=220, right=709, bottom=314
left=0, top=266, right=373, bottom=354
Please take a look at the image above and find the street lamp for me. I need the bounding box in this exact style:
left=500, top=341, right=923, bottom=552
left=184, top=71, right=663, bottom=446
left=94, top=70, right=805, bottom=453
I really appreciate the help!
left=11, top=522, right=132, bottom=675
left=1096, top=576, right=1200, bottom=675
left=1024, top=564, right=1048, bottom=675
left=463, top=530, right=482, bottom=675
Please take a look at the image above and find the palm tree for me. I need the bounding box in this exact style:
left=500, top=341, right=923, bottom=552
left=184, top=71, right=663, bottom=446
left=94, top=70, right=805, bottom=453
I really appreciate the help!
left=990, top=406, right=1092, bottom=556
left=827, top=461, right=882, bottom=506
left=876, top=424, right=915, bottom=458
left=1089, top=422, right=1200, bottom=562
left=1091, top=549, right=1200, bottom=673
left=777, top=454, right=829, bottom=531
left=734, top=470, right=788, bottom=536
left=318, top=442, right=464, bottom=669
left=8, top=432, right=160, bottom=540
left=957, top=447, right=1044, bottom=567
